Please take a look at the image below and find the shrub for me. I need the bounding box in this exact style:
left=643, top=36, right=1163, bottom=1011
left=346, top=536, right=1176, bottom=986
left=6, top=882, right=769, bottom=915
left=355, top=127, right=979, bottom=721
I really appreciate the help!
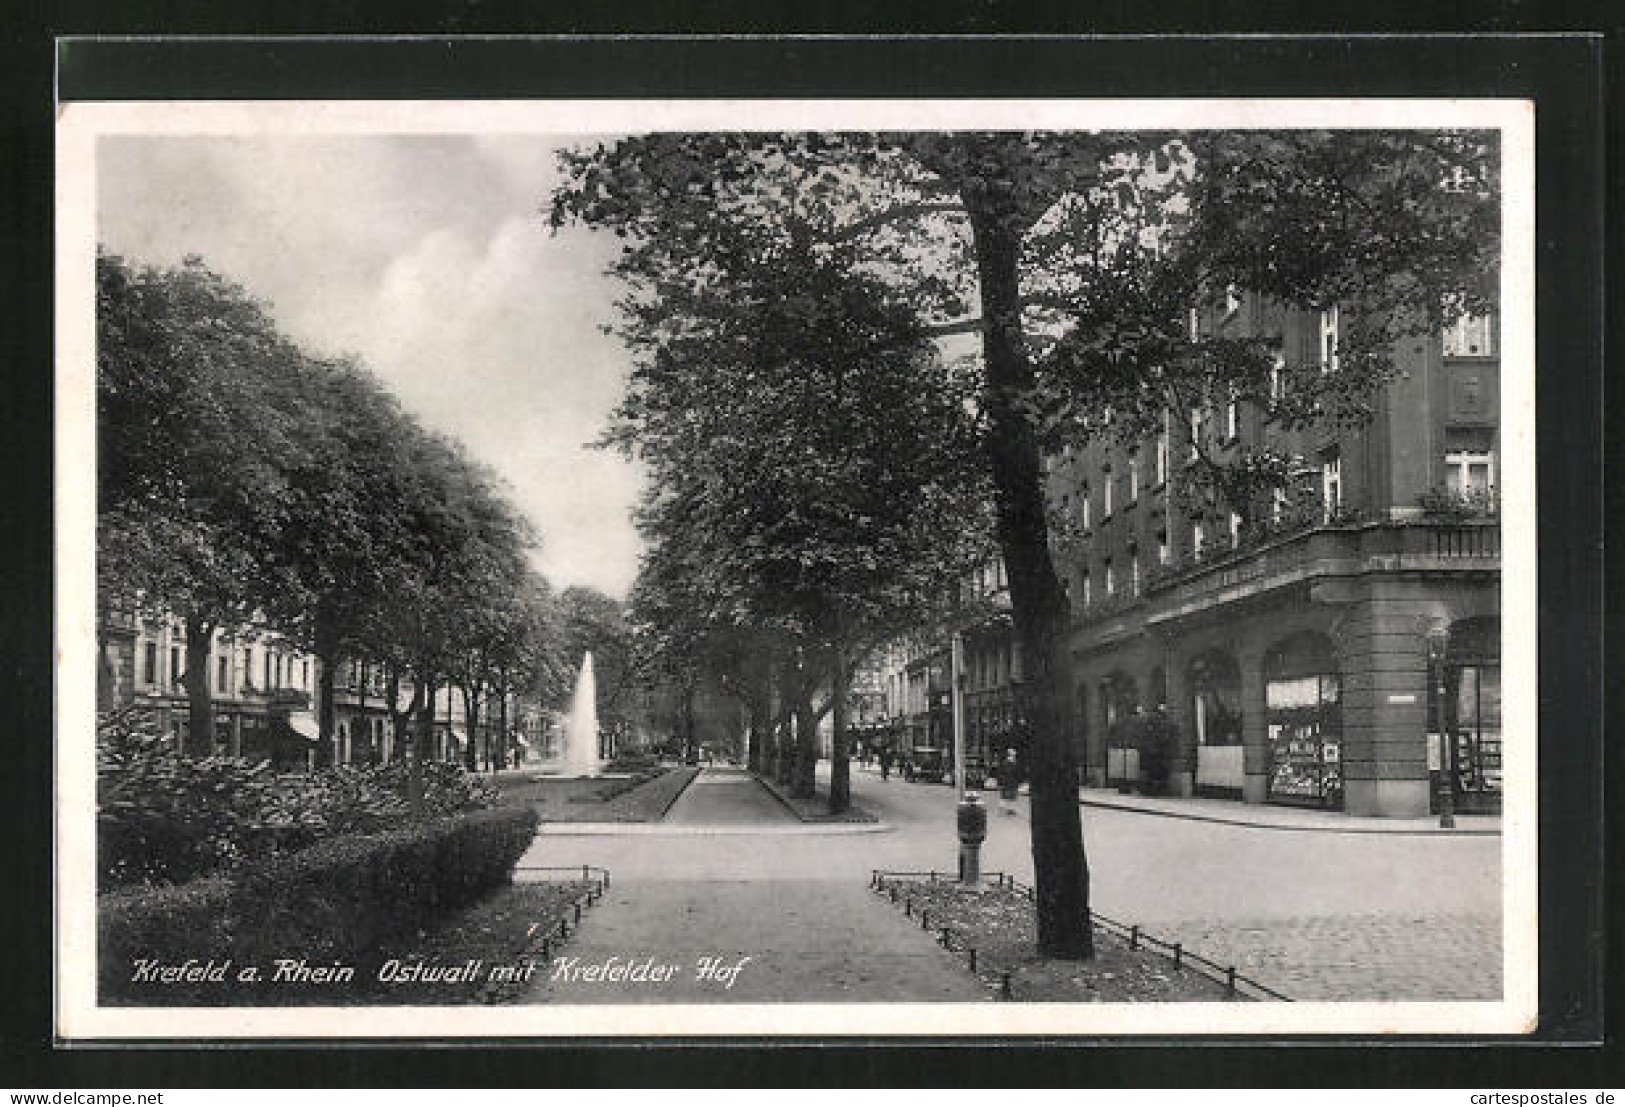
left=97, top=876, right=234, bottom=1004
left=98, top=709, right=500, bottom=889
left=99, top=805, right=539, bottom=1003
left=229, top=805, right=539, bottom=967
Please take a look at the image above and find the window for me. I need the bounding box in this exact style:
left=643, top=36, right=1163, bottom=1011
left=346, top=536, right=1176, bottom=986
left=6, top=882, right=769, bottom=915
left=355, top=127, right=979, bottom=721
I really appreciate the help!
left=1130, top=552, right=1141, bottom=595
left=1188, top=409, right=1203, bottom=462
left=1188, top=307, right=1200, bottom=342
left=275, top=654, right=283, bottom=689
left=143, top=642, right=157, bottom=685
left=217, top=655, right=228, bottom=693
left=1321, top=451, right=1343, bottom=520
left=1270, top=355, right=1285, bottom=403
left=170, top=646, right=181, bottom=689
left=1103, top=467, right=1114, bottom=516
left=1081, top=570, right=1092, bottom=606
left=1155, top=422, right=1169, bottom=484
left=303, top=660, right=310, bottom=688
left=1445, top=450, right=1496, bottom=494
left=1443, top=314, right=1495, bottom=357
left=264, top=652, right=272, bottom=689
left=1320, top=306, right=1340, bottom=373
left=1157, top=529, right=1170, bottom=565
left=1104, top=557, right=1115, bottom=596
left=1192, top=521, right=1206, bottom=558
left=1127, top=457, right=1140, bottom=502
left=1080, top=487, right=1091, bottom=530
left=1272, top=487, right=1288, bottom=524
left=1229, top=510, right=1242, bottom=547
left=1225, top=394, right=1239, bottom=441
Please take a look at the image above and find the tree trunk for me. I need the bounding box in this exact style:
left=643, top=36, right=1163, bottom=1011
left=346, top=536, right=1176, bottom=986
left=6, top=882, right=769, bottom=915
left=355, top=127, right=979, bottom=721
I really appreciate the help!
left=314, top=627, right=339, bottom=769
left=792, top=690, right=818, bottom=799
left=460, top=681, right=481, bottom=771
left=828, top=639, right=852, bottom=813
left=968, top=201, right=1094, bottom=959
left=182, top=612, right=215, bottom=757
left=496, top=680, right=510, bottom=770
left=679, top=680, right=697, bottom=762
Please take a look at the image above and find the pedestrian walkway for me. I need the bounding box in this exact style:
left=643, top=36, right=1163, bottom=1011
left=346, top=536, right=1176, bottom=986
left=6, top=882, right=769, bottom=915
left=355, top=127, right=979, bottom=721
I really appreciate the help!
left=520, top=880, right=987, bottom=1004
left=664, top=767, right=797, bottom=825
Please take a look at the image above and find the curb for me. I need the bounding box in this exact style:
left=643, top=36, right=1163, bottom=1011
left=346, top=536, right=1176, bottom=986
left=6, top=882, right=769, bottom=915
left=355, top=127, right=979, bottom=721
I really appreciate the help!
left=755, top=772, right=882, bottom=826
left=654, top=765, right=705, bottom=821
left=1078, top=794, right=1502, bottom=836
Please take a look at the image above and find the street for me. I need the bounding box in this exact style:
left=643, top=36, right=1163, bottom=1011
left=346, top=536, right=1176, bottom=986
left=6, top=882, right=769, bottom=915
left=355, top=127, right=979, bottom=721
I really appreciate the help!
left=517, top=764, right=1502, bottom=1002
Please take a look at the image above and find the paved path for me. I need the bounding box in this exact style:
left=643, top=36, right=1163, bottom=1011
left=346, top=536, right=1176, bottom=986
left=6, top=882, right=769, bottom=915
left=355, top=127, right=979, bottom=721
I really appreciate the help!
left=520, top=768, right=987, bottom=1004
left=517, top=762, right=1503, bottom=1003
left=663, top=767, right=796, bottom=825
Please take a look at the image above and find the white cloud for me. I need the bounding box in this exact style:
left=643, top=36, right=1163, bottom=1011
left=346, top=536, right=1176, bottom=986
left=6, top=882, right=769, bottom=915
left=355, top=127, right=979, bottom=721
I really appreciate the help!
left=98, top=134, right=645, bottom=597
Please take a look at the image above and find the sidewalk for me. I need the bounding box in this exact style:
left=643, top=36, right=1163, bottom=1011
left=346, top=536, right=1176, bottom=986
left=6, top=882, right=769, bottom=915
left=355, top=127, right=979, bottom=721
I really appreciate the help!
left=1078, top=787, right=1500, bottom=835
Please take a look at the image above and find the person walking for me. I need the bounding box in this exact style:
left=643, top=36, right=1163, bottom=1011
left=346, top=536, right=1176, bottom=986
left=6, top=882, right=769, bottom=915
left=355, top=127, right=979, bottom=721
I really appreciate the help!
left=878, top=745, right=893, bottom=781
left=998, top=747, right=1022, bottom=816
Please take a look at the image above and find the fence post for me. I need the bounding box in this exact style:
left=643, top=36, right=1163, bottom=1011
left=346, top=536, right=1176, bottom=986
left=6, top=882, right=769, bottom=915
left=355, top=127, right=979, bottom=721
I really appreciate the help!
left=1130, top=925, right=1139, bottom=950
left=1173, top=942, right=1182, bottom=968
left=969, top=948, right=977, bottom=973
left=1226, top=967, right=1236, bottom=993
left=1000, top=972, right=1012, bottom=1000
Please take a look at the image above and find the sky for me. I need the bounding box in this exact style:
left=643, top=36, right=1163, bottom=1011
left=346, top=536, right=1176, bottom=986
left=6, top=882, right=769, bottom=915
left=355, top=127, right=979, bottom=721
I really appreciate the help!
left=98, top=134, right=644, bottom=598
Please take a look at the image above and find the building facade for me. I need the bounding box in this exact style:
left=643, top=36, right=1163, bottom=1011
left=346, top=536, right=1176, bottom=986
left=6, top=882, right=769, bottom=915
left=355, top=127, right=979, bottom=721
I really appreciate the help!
left=1054, top=303, right=1500, bottom=817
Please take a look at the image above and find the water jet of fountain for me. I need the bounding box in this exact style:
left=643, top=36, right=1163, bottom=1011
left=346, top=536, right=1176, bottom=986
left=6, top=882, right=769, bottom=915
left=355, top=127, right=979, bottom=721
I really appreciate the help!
left=561, top=651, right=602, bottom=778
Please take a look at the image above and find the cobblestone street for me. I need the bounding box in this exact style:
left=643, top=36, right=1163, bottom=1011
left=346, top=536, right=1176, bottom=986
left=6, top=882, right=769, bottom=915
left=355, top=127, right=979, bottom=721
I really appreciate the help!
left=518, top=763, right=1503, bottom=1003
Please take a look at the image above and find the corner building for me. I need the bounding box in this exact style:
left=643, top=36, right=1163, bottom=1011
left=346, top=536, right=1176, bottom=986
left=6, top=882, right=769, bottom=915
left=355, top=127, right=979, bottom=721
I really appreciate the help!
left=1055, top=302, right=1500, bottom=817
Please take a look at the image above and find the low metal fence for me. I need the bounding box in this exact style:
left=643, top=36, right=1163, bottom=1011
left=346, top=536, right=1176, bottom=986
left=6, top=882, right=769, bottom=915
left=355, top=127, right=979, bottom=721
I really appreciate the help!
left=510, top=865, right=611, bottom=964
left=870, top=868, right=1291, bottom=1003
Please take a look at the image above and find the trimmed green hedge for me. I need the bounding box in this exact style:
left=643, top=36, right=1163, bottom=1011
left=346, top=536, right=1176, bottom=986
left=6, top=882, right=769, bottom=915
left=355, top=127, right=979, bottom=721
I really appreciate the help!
left=99, top=805, right=538, bottom=1004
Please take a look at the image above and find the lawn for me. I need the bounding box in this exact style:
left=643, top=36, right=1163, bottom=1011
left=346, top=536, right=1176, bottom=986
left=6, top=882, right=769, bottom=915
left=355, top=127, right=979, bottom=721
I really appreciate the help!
left=876, top=876, right=1248, bottom=1003
left=756, top=773, right=879, bottom=823
left=495, top=765, right=701, bottom=822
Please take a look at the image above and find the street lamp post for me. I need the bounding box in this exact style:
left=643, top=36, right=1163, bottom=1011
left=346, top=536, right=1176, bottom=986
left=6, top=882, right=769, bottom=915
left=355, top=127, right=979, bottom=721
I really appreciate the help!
left=951, top=632, right=986, bottom=884
left=1428, top=625, right=1455, bottom=829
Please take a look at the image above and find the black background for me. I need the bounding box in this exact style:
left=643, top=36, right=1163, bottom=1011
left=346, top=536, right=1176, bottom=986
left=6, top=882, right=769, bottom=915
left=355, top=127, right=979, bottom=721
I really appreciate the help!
left=4, top=17, right=1613, bottom=1089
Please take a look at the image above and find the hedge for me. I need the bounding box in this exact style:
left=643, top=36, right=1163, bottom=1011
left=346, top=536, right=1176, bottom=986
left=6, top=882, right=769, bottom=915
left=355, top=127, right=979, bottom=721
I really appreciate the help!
left=99, top=805, right=538, bottom=1004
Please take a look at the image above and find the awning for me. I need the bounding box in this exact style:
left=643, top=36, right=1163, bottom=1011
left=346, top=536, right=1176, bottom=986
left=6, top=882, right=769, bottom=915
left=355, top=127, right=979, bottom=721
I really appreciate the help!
left=284, top=711, right=321, bottom=743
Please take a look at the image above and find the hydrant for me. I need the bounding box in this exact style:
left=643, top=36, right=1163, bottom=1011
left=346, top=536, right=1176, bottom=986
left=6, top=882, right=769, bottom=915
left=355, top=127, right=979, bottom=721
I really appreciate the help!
left=957, top=791, right=987, bottom=885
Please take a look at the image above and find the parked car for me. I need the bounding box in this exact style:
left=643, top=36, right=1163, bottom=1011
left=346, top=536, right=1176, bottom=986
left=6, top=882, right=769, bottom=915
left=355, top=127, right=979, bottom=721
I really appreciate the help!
left=903, top=747, right=948, bottom=783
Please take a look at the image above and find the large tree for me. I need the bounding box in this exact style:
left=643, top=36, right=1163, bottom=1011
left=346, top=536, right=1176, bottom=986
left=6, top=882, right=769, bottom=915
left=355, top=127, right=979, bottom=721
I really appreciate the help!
left=551, top=128, right=1498, bottom=955
left=97, top=252, right=314, bottom=755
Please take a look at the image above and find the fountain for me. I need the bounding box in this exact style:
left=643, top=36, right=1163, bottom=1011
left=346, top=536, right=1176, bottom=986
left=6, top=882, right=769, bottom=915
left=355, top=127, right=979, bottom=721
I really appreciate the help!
left=560, top=651, right=604, bottom=778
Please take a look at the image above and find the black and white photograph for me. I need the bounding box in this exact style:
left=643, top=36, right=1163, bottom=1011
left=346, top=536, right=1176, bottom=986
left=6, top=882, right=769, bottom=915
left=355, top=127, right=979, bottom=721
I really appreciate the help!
left=55, top=95, right=1537, bottom=1040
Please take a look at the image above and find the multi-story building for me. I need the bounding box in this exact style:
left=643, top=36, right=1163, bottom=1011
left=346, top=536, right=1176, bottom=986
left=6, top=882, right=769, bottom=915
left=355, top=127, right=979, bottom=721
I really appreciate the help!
left=98, top=613, right=544, bottom=770
left=1054, top=302, right=1500, bottom=817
